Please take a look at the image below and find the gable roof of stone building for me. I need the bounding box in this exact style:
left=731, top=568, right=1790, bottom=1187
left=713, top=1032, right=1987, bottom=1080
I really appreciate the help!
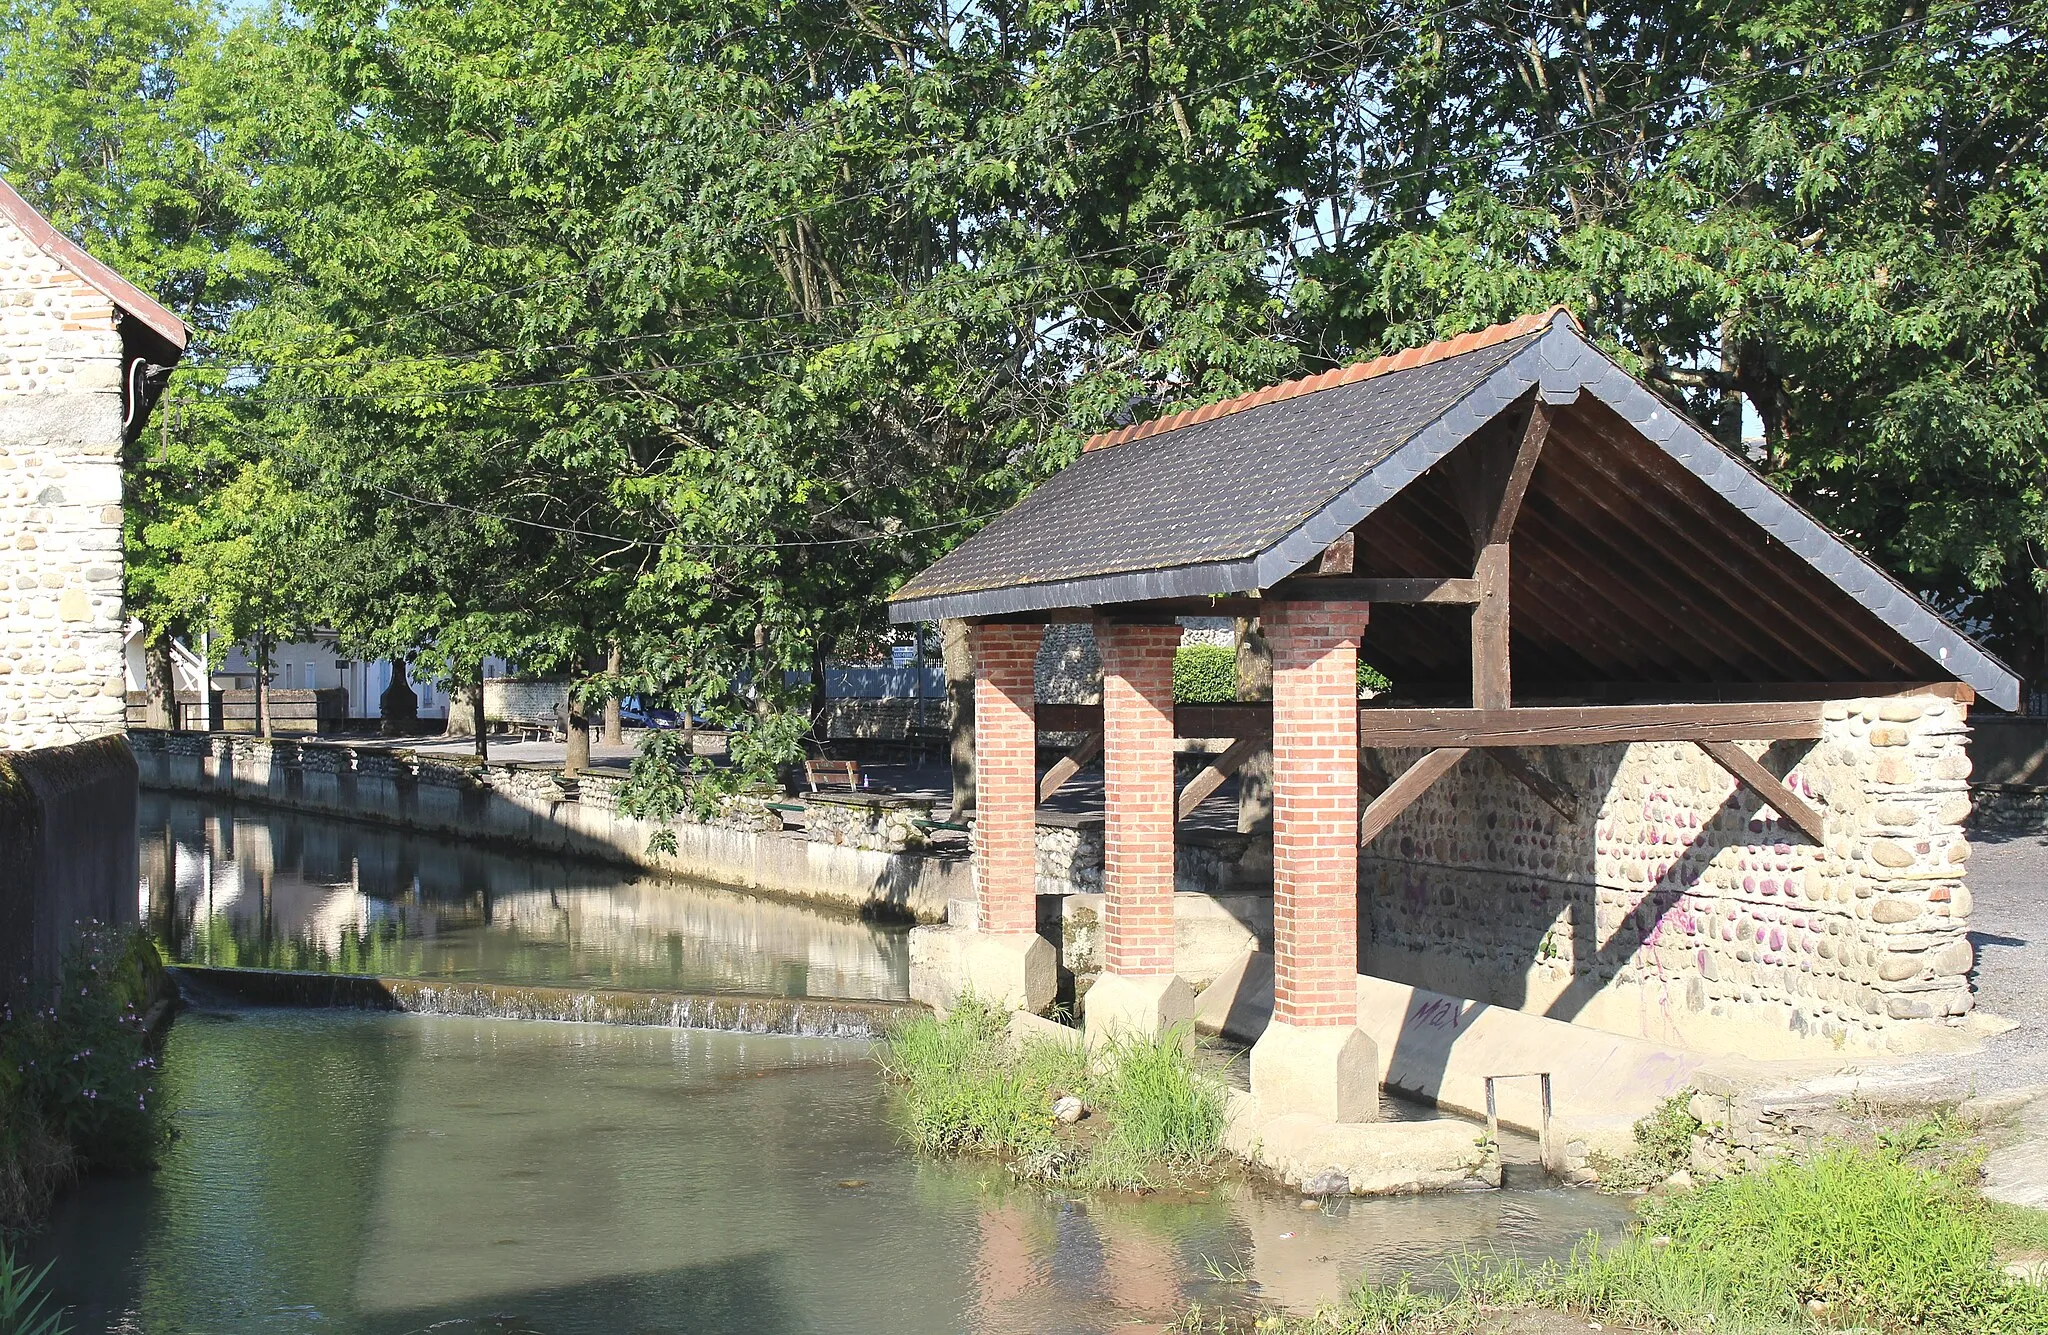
left=889, top=309, right=2020, bottom=711
left=0, top=176, right=188, bottom=351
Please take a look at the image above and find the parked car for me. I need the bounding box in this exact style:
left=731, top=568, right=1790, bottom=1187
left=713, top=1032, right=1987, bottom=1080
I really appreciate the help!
left=619, top=697, right=704, bottom=730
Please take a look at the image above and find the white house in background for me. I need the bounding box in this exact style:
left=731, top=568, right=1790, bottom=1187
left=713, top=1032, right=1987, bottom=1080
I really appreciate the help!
left=122, top=623, right=507, bottom=722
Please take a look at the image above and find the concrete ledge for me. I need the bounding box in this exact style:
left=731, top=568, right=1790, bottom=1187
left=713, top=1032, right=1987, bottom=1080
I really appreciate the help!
left=130, top=728, right=965, bottom=921
left=1223, top=1090, right=1500, bottom=1195
left=1197, top=950, right=1717, bottom=1180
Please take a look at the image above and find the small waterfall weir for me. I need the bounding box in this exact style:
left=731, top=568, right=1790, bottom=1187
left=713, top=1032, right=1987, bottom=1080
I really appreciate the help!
left=170, top=965, right=925, bottom=1039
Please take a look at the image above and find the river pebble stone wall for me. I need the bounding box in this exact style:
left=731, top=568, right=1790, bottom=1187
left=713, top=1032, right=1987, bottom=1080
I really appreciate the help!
left=1359, top=693, right=1975, bottom=1051
left=0, top=214, right=127, bottom=749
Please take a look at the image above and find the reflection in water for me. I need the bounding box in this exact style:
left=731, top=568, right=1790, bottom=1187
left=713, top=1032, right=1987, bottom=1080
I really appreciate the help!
left=36, top=1010, right=1630, bottom=1335
left=139, top=793, right=911, bottom=1000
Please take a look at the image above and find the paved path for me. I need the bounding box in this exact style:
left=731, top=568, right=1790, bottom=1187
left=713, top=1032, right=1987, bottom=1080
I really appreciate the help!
left=1932, top=832, right=2048, bottom=1094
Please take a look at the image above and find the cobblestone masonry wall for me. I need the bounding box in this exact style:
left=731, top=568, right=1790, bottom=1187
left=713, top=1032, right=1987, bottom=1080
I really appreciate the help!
left=1359, top=694, right=1975, bottom=1053
left=0, top=215, right=127, bottom=749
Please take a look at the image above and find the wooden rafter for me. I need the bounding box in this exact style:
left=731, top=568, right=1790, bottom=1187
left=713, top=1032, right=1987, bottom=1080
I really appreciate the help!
left=1037, top=730, right=1102, bottom=803
left=1695, top=740, right=1826, bottom=842
left=1360, top=748, right=1471, bottom=847
left=1176, top=734, right=1269, bottom=820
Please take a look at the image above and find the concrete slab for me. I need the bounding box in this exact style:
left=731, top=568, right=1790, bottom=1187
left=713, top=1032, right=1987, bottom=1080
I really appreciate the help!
left=1222, top=1089, right=1498, bottom=1195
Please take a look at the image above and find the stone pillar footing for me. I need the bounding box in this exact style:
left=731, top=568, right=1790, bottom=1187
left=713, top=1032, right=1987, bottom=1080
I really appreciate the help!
left=960, top=931, right=1057, bottom=1015
left=1083, top=971, right=1194, bottom=1047
left=1250, top=1019, right=1380, bottom=1123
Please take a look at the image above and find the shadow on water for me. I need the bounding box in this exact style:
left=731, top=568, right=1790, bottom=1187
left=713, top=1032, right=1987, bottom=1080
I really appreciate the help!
left=366, top=1251, right=801, bottom=1335
left=138, top=791, right=911, bottom=1001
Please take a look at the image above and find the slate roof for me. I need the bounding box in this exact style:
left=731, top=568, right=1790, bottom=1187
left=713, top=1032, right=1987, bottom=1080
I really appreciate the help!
left=893, top=330, right=1540, bottom=609
left=888, top=310, right=2020, bottom=711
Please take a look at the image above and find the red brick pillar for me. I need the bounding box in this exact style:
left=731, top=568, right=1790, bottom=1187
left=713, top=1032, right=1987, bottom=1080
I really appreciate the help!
left=971, top=622, right=1045, bottom=936
left=1096, top=621, right=1182, bottom=977
left=1266, top=600, right=1372, bottom=1027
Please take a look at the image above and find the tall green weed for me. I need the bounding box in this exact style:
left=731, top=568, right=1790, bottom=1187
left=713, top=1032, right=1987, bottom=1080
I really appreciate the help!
left=1280, top=1144, right=2048, bottom=1335
left=879, top=1000, right=1224, bottom=1190
left=0, top=926, right=168, bottom=1235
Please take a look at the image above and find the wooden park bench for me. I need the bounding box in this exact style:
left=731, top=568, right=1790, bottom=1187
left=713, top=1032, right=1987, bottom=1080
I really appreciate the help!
left=803, top=758, right=862, bottom=792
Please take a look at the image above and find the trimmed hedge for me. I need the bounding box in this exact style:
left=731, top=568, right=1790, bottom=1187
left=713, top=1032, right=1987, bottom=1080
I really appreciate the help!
left=1173, top=642, right=1391, bottom=702
left=1172, top=644, right=1237, bottom=703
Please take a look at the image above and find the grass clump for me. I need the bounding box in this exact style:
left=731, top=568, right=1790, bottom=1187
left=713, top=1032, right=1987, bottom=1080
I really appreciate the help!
left=1588, top=1091, right=1702, bottom=1192
left=1221, top=1144, right=2048, bottom=1335
left=0, top=926, right=171, bottom=1237
left=879, top=998, right=1225, bottom=1190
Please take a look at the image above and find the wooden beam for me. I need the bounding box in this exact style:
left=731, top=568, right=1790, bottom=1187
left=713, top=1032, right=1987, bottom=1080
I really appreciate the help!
left=1358, top=748, right=1391, bottom=799
left=1266, top=576, right=1481, bottom=604
left=1043, top=700, right=1828, bottom=745
left=1485, top=748, right=1578, bottom=822
left=1176, top=734, right=1267, bottom=820
left=1358, top=702, right=1825, bottom=748
left=1038, top=730, right=1102, bottom=803
left=1360, top=748, right=1470, bottom=847
left=1485, top=400, right=1553, bottom=547
left=1695, top=740, right=1826, bottom=842
left=1471, top=543, right=1511, bottom=709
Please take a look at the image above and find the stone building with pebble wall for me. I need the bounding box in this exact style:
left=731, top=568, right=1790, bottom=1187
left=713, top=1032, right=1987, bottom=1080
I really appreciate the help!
left=0, top=179, right=185, bottom=750
left=893, top=309, right=2021, bottom=1069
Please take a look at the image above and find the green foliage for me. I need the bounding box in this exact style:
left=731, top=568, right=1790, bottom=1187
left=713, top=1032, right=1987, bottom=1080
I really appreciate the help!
left=0, top=1243, right=67, bottom=1335
left=1267, top=1144, right=2048, bottom=1335
left=1174, top=644, right=1238, bottom=704
left=879, top=999, right=1224, bottom=1191
left=1590, top=1091, right=1704, bottom=1192
left=0, top=927, right=168, bottom=1236
left=18, top=0, right=2048, bottom=695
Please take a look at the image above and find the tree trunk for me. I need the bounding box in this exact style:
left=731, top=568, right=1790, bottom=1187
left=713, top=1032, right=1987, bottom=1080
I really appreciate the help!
left=809, top=636, right=830, bottom=742
left=602, top=641, right=623, bottom=746
left=473, top=662, right=489, bottom=762
left=563, top=657, right=593, bottom=775
left=940, top=617, right=976, bottom=814
left=257, top=639, right=273, bottom=739
left=146, top=633, right=176, bottom=730
left=1234, top=616, right=1274, bottom=834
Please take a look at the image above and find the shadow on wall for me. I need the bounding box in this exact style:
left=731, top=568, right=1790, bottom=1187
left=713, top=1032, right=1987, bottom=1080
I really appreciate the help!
left=1365, top=729, right=1909, bottom=1088
left=0, top=735, right=139, bottom=1010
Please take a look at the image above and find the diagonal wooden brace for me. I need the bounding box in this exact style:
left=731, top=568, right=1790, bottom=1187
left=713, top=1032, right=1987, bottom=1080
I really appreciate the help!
left=1360, top=747, right=1470, bottom=847
left=1038, top=729, right=1102, bottom=803
left=1176, top=733, right=1269, bottom=821
left=1695, top=740, right=1826, bottom=842
left=1486, top=748, right=1578, bottom=822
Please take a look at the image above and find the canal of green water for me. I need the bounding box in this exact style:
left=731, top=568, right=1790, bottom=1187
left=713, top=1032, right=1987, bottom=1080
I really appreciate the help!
left=29, top=795, right=1631, bottom=1333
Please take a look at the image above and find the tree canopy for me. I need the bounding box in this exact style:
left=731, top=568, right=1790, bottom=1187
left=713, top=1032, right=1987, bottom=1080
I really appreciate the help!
left=3, top=0, right=2043, bottom=694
